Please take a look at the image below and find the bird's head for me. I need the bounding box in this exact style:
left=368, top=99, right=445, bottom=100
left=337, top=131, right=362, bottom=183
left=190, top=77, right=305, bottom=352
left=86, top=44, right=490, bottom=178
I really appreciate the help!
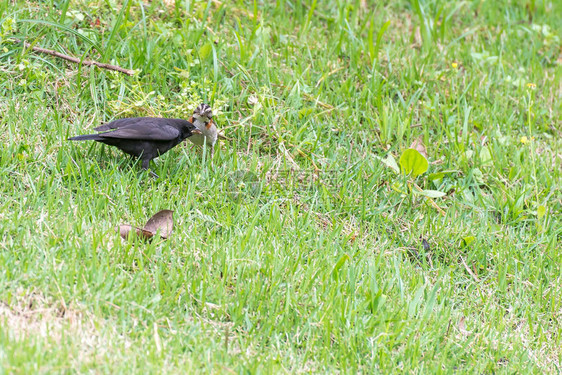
left=193, top=103, right=213, bottom=123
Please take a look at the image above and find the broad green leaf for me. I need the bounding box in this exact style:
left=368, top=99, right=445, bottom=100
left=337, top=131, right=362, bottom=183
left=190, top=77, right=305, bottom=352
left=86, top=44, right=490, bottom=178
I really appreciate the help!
left=428, top=170, right=458, bottom=181
left=428, top=172, right=446, bottom=180
left=399, top=148, right=428, bottom=177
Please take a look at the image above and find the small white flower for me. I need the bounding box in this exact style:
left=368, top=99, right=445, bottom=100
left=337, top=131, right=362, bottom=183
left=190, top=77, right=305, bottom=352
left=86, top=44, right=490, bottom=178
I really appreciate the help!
left=248, top=95, right=258, bottom=105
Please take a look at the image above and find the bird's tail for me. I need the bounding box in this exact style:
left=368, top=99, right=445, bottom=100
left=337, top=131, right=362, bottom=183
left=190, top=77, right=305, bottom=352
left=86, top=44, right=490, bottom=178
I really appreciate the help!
left=68, top=134, right=101, bottom=141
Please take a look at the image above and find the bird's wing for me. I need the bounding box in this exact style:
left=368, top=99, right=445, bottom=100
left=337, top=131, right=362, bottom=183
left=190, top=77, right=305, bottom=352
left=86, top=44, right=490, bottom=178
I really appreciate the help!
left=94, top=117, right=155, bottom=132
left=98, top=121, right=180, bottom=141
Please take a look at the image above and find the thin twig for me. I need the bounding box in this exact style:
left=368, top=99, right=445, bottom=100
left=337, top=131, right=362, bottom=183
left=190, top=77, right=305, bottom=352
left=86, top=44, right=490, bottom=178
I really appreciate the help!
left=11, top=38, right=135, bottom=76
left=460, top=256, right=480, bottom=282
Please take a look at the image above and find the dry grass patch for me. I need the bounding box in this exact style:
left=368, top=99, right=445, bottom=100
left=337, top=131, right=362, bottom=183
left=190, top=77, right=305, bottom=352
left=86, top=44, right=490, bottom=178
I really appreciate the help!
left=0, top=290, right=130, bottom=366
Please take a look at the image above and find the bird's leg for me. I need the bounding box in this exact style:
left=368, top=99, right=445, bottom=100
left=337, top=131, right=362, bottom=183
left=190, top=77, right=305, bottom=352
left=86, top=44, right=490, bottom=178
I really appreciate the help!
left=141, top=158, right=159, bottom=179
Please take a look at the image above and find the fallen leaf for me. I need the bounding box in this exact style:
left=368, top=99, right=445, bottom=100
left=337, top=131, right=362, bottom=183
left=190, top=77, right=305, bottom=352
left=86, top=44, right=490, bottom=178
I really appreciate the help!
left=409, top=137, right=428, bottom=158
left=117, top=210, right=174, bottom=242
left=143, top=210, right=174, bottom=239
left=117, top=224, right=155, bottom=241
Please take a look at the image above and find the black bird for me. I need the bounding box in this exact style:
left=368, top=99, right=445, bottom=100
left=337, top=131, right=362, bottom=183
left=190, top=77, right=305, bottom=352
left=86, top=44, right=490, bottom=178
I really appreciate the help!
left=68, top=117, right=196, bottom=175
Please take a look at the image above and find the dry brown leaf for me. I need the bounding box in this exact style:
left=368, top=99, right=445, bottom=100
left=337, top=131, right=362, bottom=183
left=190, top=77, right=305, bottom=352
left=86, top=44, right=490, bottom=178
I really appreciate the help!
left=117, top=224, right=155, bottom=241
left=409, top=137, right=428, bottom=158
left=143, top=210, right=174, bottom=239
left=117, top=210, right=174, bottom=241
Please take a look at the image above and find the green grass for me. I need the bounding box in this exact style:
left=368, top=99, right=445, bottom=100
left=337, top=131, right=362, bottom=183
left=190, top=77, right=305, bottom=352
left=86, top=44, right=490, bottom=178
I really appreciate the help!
left=0, top=0, right=561, bottom=372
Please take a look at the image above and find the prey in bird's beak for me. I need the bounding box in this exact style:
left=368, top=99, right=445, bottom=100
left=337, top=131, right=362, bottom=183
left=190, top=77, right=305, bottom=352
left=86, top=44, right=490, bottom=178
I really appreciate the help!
left=193, top=103, right=213, bottom=122
left=187, top=103, right=226, bottom=161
